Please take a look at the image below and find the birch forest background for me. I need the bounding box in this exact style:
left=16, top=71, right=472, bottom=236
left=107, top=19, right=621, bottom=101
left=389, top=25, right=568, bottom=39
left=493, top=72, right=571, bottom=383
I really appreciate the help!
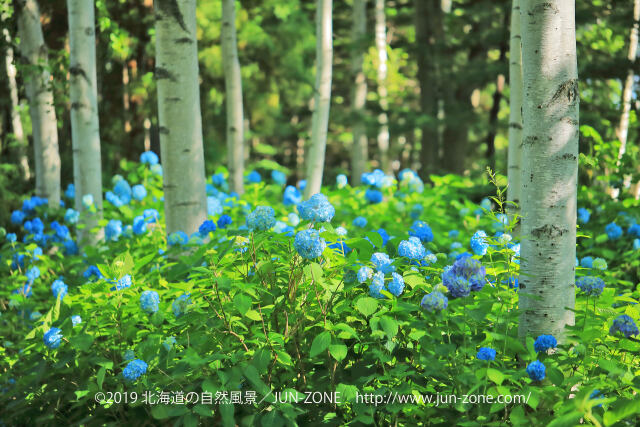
left=1, top=0, right=639, bottom=425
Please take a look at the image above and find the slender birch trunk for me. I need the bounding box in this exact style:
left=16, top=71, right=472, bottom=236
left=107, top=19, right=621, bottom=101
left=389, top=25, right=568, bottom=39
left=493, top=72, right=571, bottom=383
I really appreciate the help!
left=351, top=0, right=367, bottom=185
left=17, top=0, right=61, bottom=208
left=617, top=0, right=640, bottom=163
left=155, top=0, right=207, bottom=235
left=67, top=0, right=104, bottom=244
left=222, top=0, right=245, bottom=195
left=518, top=0, right=578, bottom=341
left=507, top=0, right=523, bottom=226
left=3, top=24, right=31, bottom=181
left=375, top=0, right=390, bottom=174
left=305, top=0, right=333, bottom=198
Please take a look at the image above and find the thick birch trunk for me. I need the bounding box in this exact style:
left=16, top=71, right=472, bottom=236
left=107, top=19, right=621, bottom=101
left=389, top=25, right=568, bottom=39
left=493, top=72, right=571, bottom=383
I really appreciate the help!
left=17, top=0, right=61, bottom=208
left=375, top=0, right=390, bottom=174
left=351, top=0, right=367, bottom=185
left=155, top=0, right=207, bottom=235
left=67, top=0, right=104, bottom=244
left=3, top=23, right=31, bottom=181
left=507, top=0, right=523, bottom=226
left=305, top=0, right=333, bottom=198
left=518, top=0, right=578, bottom=341
left=222, top=0, right=245, bottom=195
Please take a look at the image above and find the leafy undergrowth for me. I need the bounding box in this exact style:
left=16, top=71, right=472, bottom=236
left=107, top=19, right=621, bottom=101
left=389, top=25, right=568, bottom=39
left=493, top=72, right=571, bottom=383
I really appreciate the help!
left=1, top=157, right=639, bottom=426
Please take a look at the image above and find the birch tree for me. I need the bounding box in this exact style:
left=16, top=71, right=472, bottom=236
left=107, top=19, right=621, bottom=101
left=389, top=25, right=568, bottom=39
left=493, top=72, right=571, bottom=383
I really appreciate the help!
left=518, top=0, right=579, bottom=341
left=507, top=0, right=523, bottom=226
left=67, top=0, right=104, bottom=243
left=351, top=0, right=367, bottom=184
left=16, top=0, right=61, bottom=208
left=222, top=0, right=245, bottom=195
left=305, top=0, right=333, bottom=198
left=375, top=0, right=390, bottom=174
left=155, top=0, right=207, bottom=235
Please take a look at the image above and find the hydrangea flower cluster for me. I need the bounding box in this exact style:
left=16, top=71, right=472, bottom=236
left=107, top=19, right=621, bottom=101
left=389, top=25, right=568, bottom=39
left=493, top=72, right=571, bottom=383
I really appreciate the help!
left=420, top=291, right=448, bottom=312
left=283, top=185, right=302, bottom=206
left=442, top=254, right=486, bottom=298
left=294, top=229, right=326, bottom=260
left=246, top=206, right=276, bottom=231
left=352, top=216, right=367, bottom=228
left=271, top=170, right=286, bottom=185
left=140, top=290, right=160, bottom=314
left=605, top=222, right=622, bottom=240
left=110, top=274, right=132, bottom=291
left=526, top=360, right=545, bottom=381
left=609, top=314, right=639, bottom=338
left=365, top=189, right=383, bottom=204
left=336, top=174, right=348, bottom=188
left=371, top=252, right=395, bottom=274
left=575, top=276, right=605, bottom=297
left=476, top=347, right=496, bottom=361
left=470, top=230, right=488, bottom=256
left=140, top=150, right=159, bottom=165
left=105, top=219, right=123, bottom=242
left=44, top=327, right=63, bottom=349
left=51, top=279, right=68, bottom=300
left=533, top=334, right=557, bottom=353
left=199, top=220, right=217, bottom=236
left=298, top=193, right=335, bottom=222
left=409, top=220, right=433, bottom=243
left=123, top=359, right=148, bottom=381
left=398, top=236, right=426, bottom=260
left=368, top=271, right=404, bottom=298
left=168, top=231, right=189, bottom=246
left=577, top=208, right=590, bottom=224
left=172, top=293, right=192, bottom=317
left=217, top=215, right=233, bottom=229
left=247, top=171, right=261, bottom=183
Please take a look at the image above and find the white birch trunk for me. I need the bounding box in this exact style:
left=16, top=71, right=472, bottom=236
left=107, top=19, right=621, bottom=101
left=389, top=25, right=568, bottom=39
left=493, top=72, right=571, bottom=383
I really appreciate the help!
left=617, top=0, right=640, bottom=162
left=17, top=0, right=61, bottom=208
left=155, top=0, right=207, bottom=235
left=375, top=0, right=390, bottom=174
left=3, top=22, right=31, bottom=181
left=67, top=0, right=104, bottom=244
left=518, top=0, right=578, bottom=341
left=222, top=0, right=245, bottom=195
left=351, top=0, right=368, bottom=185
left=305, top=0, right=333, bottom=198
left=507, top=0, right=523, bottom=226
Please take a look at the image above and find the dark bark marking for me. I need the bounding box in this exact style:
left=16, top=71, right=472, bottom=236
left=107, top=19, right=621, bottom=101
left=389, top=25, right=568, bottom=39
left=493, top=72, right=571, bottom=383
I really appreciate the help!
left=523, top=135, right=538, bottom=146
left=531, top=224, right=568, bottom=239
left=175, top=37, right=193, bottom=44
left=549, top=79, right=579, bottom=106
left=156, top=0, right=189, bottom=33
left=559, top=153, right=576, bottom=161
left=509, top=122, right=523, bottom=129
left=166, top=97, right=182, bottom=103
left=155, top=67, right=176, bottom=82
left=69, top=65, right=90, bottom=83
left=159, top=126, right=170, bottom=135
left=84, top=27, right=94, bottom=36
left=174, top=201, right=201, bottom=207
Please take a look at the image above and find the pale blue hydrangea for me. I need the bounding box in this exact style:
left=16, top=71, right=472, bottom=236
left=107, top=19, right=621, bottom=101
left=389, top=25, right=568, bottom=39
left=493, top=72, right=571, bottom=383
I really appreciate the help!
left=371, top=252, right=395, bottom=273
left=271, top=170, right=286, bottom=185
left=162, top=336, right=177, bottom=351
left=123, top=359, right=147, bottom=381
left=105, top=220, right=123, bottom=242
left=51, top=279, right=68, bottom=300
left=470, top=230, right=488, bottom=256
left=132, top=185, right=147, bottom=201
left=580, top=256, right=593, bottom=268
left=298, top=193, right=335, bottom=222
left=288, top=212, right=300, bottom=226
left=421, top=291, right=448, bottom=312
left=246, top=206, right=276, bottom=231
left=283, top=186, right=302, bottom=206
left=369, top=271, right=386, bottom=298
left=71, top=315, right=82, bottom=326
left=123, top=350, right=135, bottom=360
left=82, top=194, right=94, bottom=209
left=357, top=266, right=373, bottom=283
left=577, top=208, right=590, bottom=224
left=592, top=258, right=607, bottom=270
left=150, top=163, right=163, bottom=176
left=398, top=237, right=426, bottom=260
left=294, top=229, right=326, bottom=259
left=335, top=226, right=347, bottom=236
left=172, top=293, right=191, bottom=317
left=43, top=327, right=63, bottom=349
left=140, top=290, right=160, bottom=314
left=247, top=171, right=262, bottom=183
left=140, top=150, right=159, bottom=165
left=207, top=196, right=223, bottom=216
left=168, top=231, right=189, bottom=246
left=353, top=216, right=367, bottom=228
left=64, top=208, right=79, bottom=224
left=388, top=272, right=405, bottom=297
left=110, top=274, right=132, bottom=291
left=336, top=174, right=348, bottom=188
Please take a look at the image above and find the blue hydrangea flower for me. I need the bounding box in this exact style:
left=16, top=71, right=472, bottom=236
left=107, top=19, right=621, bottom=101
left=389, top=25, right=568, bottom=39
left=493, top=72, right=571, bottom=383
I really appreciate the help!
left=110, top=274, right=132, bottom=291
left=83, top=265, right=103, bottom=281
left=398, top=236, right=426, bottom=260
left=353, top=216, right=367, bottom=228
left=526, top=360, right=546, bottom=381
left=628, top=223, right=640, bottom=237
left=365, top=189, right=383, bottom=204
left=605, top=222, right=622, bottom=240
left=168, top=231, right=189, bottom=246
left=247, top=171, right=262, bottom=183
left=480, top=198, right=492, bottom=211
left=64, top=208, right=79, bottom=224
left=409, top=220, right=433, bottom=243
left=247, top=206, right=276, bottom=231
left=207, top=196, right=223, bottom=216
left=592, top=258, right=607, bottom=270
left=376, top=228, right=390, bottom=245
left=580, top=256, right=593, bottom=268
left=26, top=266, right=40, bottom=282
left=123, top=359, right=148, bottom=381
left=533, top=335, right=557, bottom=353
left=369, top=271, right=386, bottom=298
left=51, top=279, right=68, bottom=300
left=294, top=229, right=326, bottom=259
left=217, top=214, right=233, bottom=229
left=25, top=218, right=44, bottom=234
left=449, top=230, right=460, bottom=239
left=635, top=239, right=640, bottom=250
left=44, top=327, right=63, bottom=349
left=11, top=210, right=25, bottom=225
left=361, top=169, right=386, bottom=188
left=388, top=272, right=405, bottom=297
left=82, top=194, right=94, bottom=209
left=150, top=163, right=163, bottom=176
left=357, top=266, right=373, bottom=283
left=609, top=314, right=639, bottom=338
left=123, top=350, right=135, bottom=361
left=336, top=174, right=348, bottom=188
left=140, top=150, right=159, bottom=165
left=65, top=183, right=75, bottom=199
left=132, top=185, right=147, bottom=201
left=298, top=193, right=335, bottom=222
left=6, top=233, right=16, bottom=243
left=371, top=252, right=395, bottom=273
left=105, top=220, right=123, bottom=242
left=298, top=180, right=307, bottom=191
left=140, top=290, right=160, bottom=314
left=172, top=293, right=191, bottom=317
left=444, top=274, right=471, bottom=298
left=71, top=315, right=82, bottom=326
left=163, top=336, right=177, bottom=351
left=410, top=203, right=423, bottom=220
left=577, top=208, right=590, bottom=224
left=421, top=291, right=448, bottom=312
left=105, top=191, right=123, bottom=207
left=51, top=221, right=70, bottom=241
left=271, top=170, right=286, bottom=185
left=282, top=185, right=302, bottom=206
left=212, top=172, right=226, bottom=187
left=470, top=230, right=489, bottom=256
left=199, top=220, right=217, bottom=236
left=476, top=347, right=496, bottom=361
left=132, top=216, right=147, bottom=235
left=576, top=276, right=605, bottom=297
left=114, top=180, right=132, bottom=205
left=335, top=226, right=347, bottom=236
left=13, top=283, right=32, bottom=297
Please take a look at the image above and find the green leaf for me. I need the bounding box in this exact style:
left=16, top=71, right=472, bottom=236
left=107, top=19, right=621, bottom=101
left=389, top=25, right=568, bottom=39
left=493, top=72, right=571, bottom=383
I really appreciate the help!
left=378, top=316, right=398, bottom=338
left=329, top=344, right=348, bottom=361
left=355, top=297, right=379, bottom=317
left=486, top=368, right=505, bottom=385
left=603, top=398, right=640, bottom=426
left=242, top=364, right=270, bottom=396
left=365, top=231, right=383, bottom=248
left=234, top=294, right=252, bottom=316
left=72, top=333, right=95, bottom=352
left=310, top=331, right=331, bottom=357
left=97, top=366, right=106, bottom=390
left=220, top=403, right=235, bottom=427
left=546, top=367, right=564, bottom=386
left=245, top=310, right=262, bottom=321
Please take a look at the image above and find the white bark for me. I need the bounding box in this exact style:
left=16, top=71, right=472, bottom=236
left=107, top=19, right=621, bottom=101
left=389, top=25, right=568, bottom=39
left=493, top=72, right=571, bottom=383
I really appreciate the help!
left=17, top=0, right=61, bottom=208
left=518, top=0, right=578, bottom=341
left=507, top=0, right=523, bottom=225
left=305, top=0, right=333, bottom=198
left=222, top=0, right=245, bottom=195
left=155, top=0, right=207, bottom=235
left=375, top=0, right=390, bottom=174
left=67, top=0, right=104, bottom=244
left=617, top=0, right=640, bottom=161
left=351, top=0, right=367, bottom=184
